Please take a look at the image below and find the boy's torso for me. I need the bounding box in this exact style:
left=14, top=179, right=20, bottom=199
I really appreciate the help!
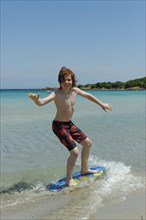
left=54, top=88, right=77, bottom=122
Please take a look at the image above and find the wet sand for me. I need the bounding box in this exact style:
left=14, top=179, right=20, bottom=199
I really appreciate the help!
left=1, top=191, right=145, bottom=220
left=90, top=191, right=145, bottom=220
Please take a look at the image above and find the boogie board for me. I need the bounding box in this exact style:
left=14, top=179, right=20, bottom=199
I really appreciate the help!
left=48, top=166, right=105, bottom=192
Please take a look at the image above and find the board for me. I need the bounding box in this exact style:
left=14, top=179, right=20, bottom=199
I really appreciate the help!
left=48, top=166, right=105, bottom=192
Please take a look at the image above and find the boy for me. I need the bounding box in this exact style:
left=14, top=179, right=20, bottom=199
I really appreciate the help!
left=27, top=67, right=112, bottom=187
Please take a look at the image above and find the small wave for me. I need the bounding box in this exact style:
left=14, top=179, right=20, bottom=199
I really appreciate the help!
left=1, top=155, right=145, bottom=219
left=56, top=155, right=145, bottom=220
left=0, top=180, right=51, bottom=195
left=0, top=181, right=35, bottom=194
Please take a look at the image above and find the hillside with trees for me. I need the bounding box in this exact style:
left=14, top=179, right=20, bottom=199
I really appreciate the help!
left=42, top=77, right=146, bottom=91
left=78, top=77, right=146, bottom=90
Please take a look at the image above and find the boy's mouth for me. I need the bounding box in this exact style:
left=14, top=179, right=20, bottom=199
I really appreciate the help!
left=64, top=84, right=70, bottom=87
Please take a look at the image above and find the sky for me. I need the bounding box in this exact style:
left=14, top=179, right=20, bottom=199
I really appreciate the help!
left=1, top=0, right=145, bottom=89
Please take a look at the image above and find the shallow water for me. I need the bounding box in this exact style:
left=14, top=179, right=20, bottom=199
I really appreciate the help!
left=1, top=89, right=145, bottom=219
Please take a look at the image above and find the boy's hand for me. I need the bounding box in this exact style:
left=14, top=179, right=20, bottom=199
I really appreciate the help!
left=101, top=103, right=112, bottom=112
left=27, top=93, right=40, bottom=101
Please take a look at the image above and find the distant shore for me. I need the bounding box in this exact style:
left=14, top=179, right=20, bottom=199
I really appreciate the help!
left=73, top=86, right=145, bottom=91
left=0, top=87, right=145, bottom=91
left=42, top=76, right=146, bottom=91
left=42, top=86, right=146, bottom=91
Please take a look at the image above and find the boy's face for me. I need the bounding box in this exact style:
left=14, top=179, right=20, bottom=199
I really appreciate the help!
left=60, top=74, right=73, bottom=89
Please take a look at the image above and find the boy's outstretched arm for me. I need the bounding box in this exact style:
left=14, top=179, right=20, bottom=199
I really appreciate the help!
left=74, top=87, right=112, bottom=112
left=27, top=92, right=55, bottom=106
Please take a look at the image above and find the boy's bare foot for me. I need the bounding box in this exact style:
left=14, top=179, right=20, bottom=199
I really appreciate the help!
left=66, top=178, right=77, bottom=187
left=81, top=169, right=98, bottom=175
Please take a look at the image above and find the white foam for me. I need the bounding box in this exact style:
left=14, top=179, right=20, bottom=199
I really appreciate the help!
left=77, top=154, right=144, bottom=204
left=75, top=155, right=145, bottom=220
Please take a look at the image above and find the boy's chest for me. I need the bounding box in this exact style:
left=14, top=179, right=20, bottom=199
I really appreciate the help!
left=57, top=93, right=76, bottom=106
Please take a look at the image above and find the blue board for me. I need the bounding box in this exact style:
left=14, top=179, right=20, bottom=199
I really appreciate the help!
left=48, top=166, right=105, bottom=192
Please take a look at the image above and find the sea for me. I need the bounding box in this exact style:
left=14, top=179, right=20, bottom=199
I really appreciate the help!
left=1, top=89, right=145, bottom=219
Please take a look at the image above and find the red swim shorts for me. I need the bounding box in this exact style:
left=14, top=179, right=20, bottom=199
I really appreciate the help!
left=52, top=120, right=87, bottom=151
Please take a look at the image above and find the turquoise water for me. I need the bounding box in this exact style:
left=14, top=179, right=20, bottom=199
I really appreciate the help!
left=1, top=89, right=145, bottom=218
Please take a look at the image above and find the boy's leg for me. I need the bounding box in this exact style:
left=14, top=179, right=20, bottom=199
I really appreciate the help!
left=80, top=138, right=97, bottom=174
left=66, top=147, right=79, bottom=187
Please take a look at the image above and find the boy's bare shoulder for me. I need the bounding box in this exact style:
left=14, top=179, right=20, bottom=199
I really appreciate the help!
left=72, top=87, right=80, bottom=93
left=72, top=87, right=82, bottom=94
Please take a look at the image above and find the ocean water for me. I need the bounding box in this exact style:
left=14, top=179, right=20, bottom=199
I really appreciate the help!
left=1, top=89, right=145, bottom=219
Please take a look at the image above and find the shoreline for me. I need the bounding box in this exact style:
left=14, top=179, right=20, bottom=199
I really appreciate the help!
left=89, top=191, right=145, bottom=220
left=1, top=190, right=145, bottom=220
left=0, top=87, right=146, bottom=91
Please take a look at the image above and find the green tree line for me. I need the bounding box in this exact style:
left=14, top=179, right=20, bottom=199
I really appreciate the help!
left=78, top=77, right=146, bottom=90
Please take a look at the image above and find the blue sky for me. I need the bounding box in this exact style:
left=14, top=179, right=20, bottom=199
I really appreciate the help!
left=1, top=0, right=145, bottom=89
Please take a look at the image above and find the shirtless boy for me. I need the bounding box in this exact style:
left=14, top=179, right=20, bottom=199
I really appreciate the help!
left=27, top=67, right=112, bottom=187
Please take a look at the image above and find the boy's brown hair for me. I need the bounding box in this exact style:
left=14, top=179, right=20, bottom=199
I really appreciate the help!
left=58, top=67, right=77, bottom=88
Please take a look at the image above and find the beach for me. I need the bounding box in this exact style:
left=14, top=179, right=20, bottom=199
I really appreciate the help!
left=90, top=191, right=145, bottom=220
left=1, top=190, right=145, bottom=220
left=1, top=89, right=145, bottom=219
